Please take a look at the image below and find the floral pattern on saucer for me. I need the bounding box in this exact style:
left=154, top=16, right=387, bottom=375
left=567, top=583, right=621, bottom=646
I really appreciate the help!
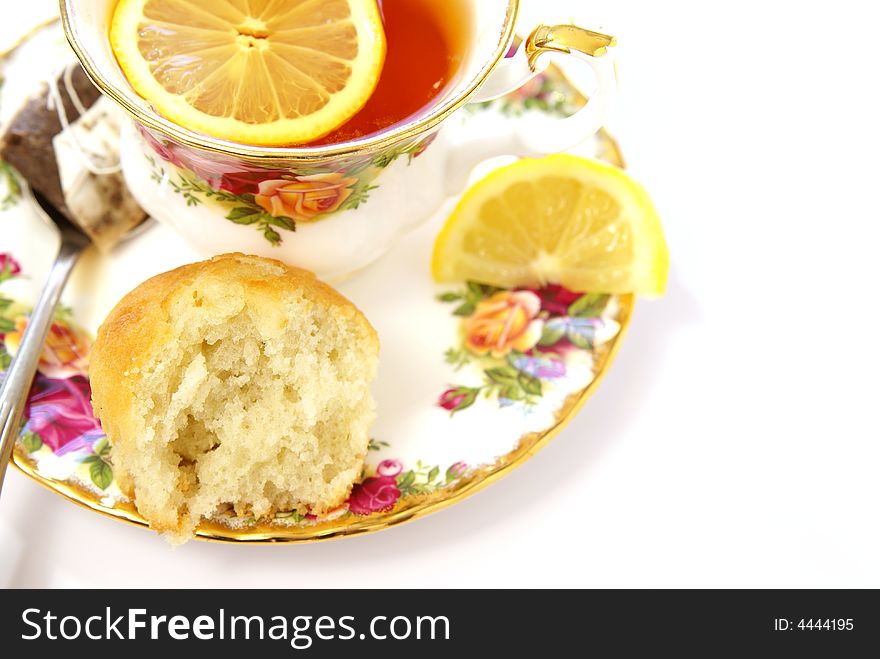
left=468, top=72, right=585, bottom=119
left=0, top=161, right=21, bottom=209
left=437, top=283, right=620, bottom=413
left=348, top=459, right=471, bottom=516
left=0, top=255, right=115, bottom=493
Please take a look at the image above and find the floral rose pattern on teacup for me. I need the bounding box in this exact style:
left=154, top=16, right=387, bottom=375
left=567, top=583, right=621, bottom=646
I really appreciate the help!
left=255, top=173, right=358, bottom=223
left=438, top=282, right=620, bottom=413
left=143, top=126, right=439, bottom=246
left=218, top=169, right=288, bottom=197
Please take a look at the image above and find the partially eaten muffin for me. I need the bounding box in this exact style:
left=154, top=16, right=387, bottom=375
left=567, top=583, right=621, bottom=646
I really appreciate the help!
left=90, top=253, right=379, bottom=542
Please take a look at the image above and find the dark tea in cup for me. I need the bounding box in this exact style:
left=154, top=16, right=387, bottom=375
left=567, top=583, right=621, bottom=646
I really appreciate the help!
left=313, top=0, right=471, bottom=145
left=109, top=0, right=471, bottom=147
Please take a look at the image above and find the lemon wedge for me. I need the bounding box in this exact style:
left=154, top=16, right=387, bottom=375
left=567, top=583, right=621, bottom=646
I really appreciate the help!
left=432, top=154, right=669, bottom=296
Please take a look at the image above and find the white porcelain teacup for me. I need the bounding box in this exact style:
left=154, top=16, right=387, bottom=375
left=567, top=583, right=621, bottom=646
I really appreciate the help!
left=61, top=0, right=616, bottom=281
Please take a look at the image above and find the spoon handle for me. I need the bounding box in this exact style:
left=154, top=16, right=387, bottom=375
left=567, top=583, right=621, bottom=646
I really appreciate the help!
left=0, top=239, right=84, bottom=496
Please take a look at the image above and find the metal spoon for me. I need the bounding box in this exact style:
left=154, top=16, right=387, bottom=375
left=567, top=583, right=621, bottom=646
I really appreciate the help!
left=0, top=190, right=90, bottom=495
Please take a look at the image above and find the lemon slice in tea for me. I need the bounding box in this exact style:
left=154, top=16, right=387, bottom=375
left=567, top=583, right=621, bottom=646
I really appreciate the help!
left=110, top=0, right=387, bottom=146
left=432, top=154, right=669, bottom=297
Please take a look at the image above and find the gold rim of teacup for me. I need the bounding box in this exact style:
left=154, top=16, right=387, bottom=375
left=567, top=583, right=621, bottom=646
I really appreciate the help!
left=58, top=0, right=521, bottom=164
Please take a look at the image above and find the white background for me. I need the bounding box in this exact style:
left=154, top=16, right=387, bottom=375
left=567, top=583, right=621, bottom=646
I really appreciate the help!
left=1, top=0, right=879, bottom=588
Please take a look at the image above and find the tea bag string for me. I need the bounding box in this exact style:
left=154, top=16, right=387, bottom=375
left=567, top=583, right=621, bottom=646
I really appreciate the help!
left=45, top=62, right=122, bottom=176
left=62, top=63, right=90, bottom=117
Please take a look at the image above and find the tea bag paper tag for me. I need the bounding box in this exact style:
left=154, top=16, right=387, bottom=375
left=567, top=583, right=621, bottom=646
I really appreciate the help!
left=52, top=97, right=146, bottom=251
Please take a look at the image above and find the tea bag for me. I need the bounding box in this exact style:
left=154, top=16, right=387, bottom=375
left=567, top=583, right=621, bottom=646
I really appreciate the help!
left=52, top=97, right=146, bottom=251
left=0, top=64, right=146, bottom=251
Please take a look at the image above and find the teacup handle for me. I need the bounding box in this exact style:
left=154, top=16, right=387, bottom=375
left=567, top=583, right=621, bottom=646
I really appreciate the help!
left=445, top=24, right=617, bottom=193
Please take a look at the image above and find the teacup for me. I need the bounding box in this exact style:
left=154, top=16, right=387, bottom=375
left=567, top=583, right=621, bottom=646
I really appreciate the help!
left=60, top=0, right=616, bottom=281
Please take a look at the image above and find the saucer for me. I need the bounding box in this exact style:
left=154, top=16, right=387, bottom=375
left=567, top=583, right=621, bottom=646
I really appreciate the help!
left=0, top=21, right=632, bottom=543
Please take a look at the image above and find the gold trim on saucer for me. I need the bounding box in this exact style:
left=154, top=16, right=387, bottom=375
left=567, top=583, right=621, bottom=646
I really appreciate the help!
left=57, top=0, right=521, bottom=164
left=525, top=24, right=617, bottom=71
